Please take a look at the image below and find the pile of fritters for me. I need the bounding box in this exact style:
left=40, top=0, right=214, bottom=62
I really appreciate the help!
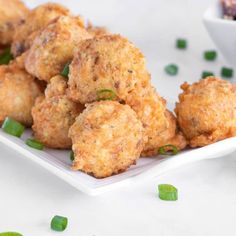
left=0, top=1, right=235, bottom=178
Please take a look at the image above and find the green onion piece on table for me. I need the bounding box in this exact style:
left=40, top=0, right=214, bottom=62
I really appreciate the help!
left=158, top=184, right=178, bottom=201
left=0, top=233, right=23, bottom=236
left=158, top=144, right=179, bottom=155
left=51, top=215, right=68, bottom=232
left=164, top=64, right=178, bottom=76
left=70, top=150, right=74, bottom=161
left=221, top=67, right=233, bottom=78
left=97, top=89, right=116, bottom=100
left=204, top=50, right=217, bottom=61
left=26, top=138, right=44, bottom=150
left=176, top=39, right=187, bottom=49
left=0, top=48, right=13, bottom=65
left=202, top=71, right=214, bottom=79
left=61, top=62, right=70, bottom=78
left=1, top=117, right=25, bottom=137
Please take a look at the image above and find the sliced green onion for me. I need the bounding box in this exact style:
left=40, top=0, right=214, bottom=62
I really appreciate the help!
left=70, top=150, right=74, bottom=161
left=158, top=144, right=179, bottom=155
left=97, top=89, right=116, bottom=100
left=158, top=184, right=178, bottom=201
left=202, top=71, right=214, bottom=79
left=51, top=215, right=68, bottom=232
left=26, top=138, right=44, bottom=150
left=164, top=64, right=178, bottom=76
left=61, top=62, right=70, bottom=78
left=204, top=50, right=217, bottom=61
left=2, top=117, right=25, bottom=137
left=0, top=48, right=13, bottom=65
left=0, top=233, right=22, bottom=236
left=176, top=39, right=187, bottom=49
left=221, top=67, right=233, bottom=78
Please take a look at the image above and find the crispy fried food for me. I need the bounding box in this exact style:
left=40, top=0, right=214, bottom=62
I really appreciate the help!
left=0, top=61, right=43, bottom=127
left=86, top=22, right=109, bottom=37
left=31, top=76, right=84, bottom=149
left=0, top=0, right=28, bottom=46
left=25, top=16, right=91, bottom=82
left=175, top=77, right=236, bottom=147
left=68, top=101, right=145, bottom=178
left=67, top=34, right=186, bottom=156
left=11, top=3, right=70, bottom=57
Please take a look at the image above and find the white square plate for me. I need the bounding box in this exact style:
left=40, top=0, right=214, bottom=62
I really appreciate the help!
left=0, top=129, right=236, bottom=195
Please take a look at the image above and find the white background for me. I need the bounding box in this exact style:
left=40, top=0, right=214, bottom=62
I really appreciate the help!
left=1, top=0, right=236, bottom=235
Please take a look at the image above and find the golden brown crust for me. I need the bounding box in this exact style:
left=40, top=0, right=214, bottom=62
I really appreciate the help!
left=86, top=22, right=109, bottom=37
left=69, top=101, right=145, bottom=178
left=175, top=77, right=236, bottom=147
left=11, top=3, right=70, bottom=57
left=25, top=15, right=91, bottom=82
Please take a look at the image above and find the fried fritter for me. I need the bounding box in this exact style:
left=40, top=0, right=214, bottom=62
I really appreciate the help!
left=25, top=15, right=91, bottom=82
left=11, top=3, right=70, bottom=57
left=31, top=76, right=84, bottom=149
left=0, top=0, right=28, bottom=46
left=0, top=61, right=43, bottom=127
left=175, top=77, right=236, bottom=147
left=68, top=101, right=145, bottom=178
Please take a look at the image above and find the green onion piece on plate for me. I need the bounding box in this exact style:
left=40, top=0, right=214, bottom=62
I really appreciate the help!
left=51, top=215, right=68, bottom=232
left=97, top=89, right=116, bottom=100
left=176, top=39, right=187, bottom=49
left=70, top=150, right=74, bottom=161
left=202, top=71, right=214, bottom=79
left=1, top=117, right=25, bottom=137
left=221, top=67, right=233, bottom=78
left=26, top=138, right=44, bottom=150
left=164, top=64, right=178, bottom=76
left=158, top=184, right=178, bottom=201
left=0, top=48, right=13, bottom=65
left=158, top=144, right=179, bottom=155
left=61, top=62, right=70, bottom=78
left=0, top=232, right=22, bottom=236
left=204, top=50, right=217, bottom=61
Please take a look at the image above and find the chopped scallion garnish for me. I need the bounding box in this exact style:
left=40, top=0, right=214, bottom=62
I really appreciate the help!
left=51, top=215, right=68, bottom=232
left=204, top=50, right=217, bottom=61
left=221, top=67, right=233, bottom=78
left=0, top=48, right=13, bottom=65
left=0, top=233, right=22, bottom=236
left=61, top=62, right=70, bottom=78
left=202, top=71, right=214, bottom=79
left=97, top=89, right=116, bottom=101
left=176, top=39, right=187, bottom=49
left=164, top=64, right=178, bottom=76
left=26, top=138, right=44, bottom=150
left=158, top=144, right=179, bottom=155
left=1, top=117, right=25, bottom=137
left=158, top=184, right=178, bottom=201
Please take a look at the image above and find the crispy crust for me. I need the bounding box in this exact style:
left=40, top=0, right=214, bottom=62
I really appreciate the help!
left=69, top=101, right=145, bottom=178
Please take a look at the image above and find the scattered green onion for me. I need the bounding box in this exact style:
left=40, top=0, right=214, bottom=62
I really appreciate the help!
left=158, top=144, right=179, bottom=155
left=26, top=138, right=44, bottom=150
left=221, top=67, right=233, bottom=78
left=97, top=89, right=116, bottom=100
left=176, top=39, right=187, bottom=49
left=204, top=50, right=217, bottom=61
left=1, top=117, right=25, bottom=137
left=0, top=48, right=13, bottom=65
left=164, top=64, right=178, bottom=76
left=202, top=71, right=214, bottom=79
left=51, top=215, right=68, bottom=232
left=61, top=62, right=70, bottom=78
left=70, top=150, right=74, bottom=161
left=0, top=233, right=22, bottom=236
left=158, top=184, right=178, bottom=201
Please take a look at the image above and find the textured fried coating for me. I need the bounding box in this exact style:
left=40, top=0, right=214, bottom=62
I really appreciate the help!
left=0, top=62, right=43, bottom=126
left=0, top=0, right=28, bottom=46
left=31, top=76, right=84, bottom=149
left=25, top=16, right=91, bottom=82
left=86, top=22, right=109, bottom=37
left=11, top=3, right=70, bottom=57
left=175, top=77, right=236, bottom=147
left=69, top=101, right=145, bottom=178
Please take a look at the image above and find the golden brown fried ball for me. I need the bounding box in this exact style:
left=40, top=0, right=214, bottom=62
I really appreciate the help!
left=11, top=3, right=70, bottom=57
left=175, top=77, right=236, bottom=147
left=31, top=76, right=84, bottom=149
left=0, top=0, right=28, bottom=46
left=68, top=101, right=145, bottom=178
left=25, top=16, right=91, bottom=82
left=0, top=62, right=43, bottom=127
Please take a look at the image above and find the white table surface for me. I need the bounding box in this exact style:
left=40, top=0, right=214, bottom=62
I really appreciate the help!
left=1, top=0, right=236, bottom=235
